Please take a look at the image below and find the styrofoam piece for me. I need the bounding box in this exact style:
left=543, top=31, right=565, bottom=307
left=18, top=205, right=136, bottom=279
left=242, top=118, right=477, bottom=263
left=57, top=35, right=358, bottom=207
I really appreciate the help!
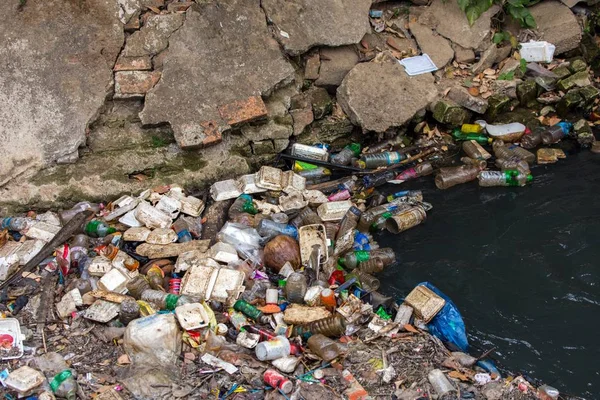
left=98, top=268, right=129, bottom=293
left=298, top=224, right=328, bottom=266
left=134, top=201, right=173, bottom=229
left=0, top=242, right=21, bottom=281
left=84, top=300, right=120, bottom=323
left=290, top=143, right=329, bottom=161
left=88, top=256, right=113, bottom=277
left=210, top=179, right=243, bottom=201
left=317, top=200, right=353, bottom=221
left=175, top=303, right=210, bottom=330
left=123, top=227, right=152, bottom=242
left=119, top=209, right=143, bottom=227
left=399, top=54, right=438, bottom=76
left=168, top=187, right=205, bottom=217
left=281, top=171, right=306, bottom=193
left=56, top=289, right=82, bottom=319
left=174, top=250, right=210, bottom=273
left=208, top=242, right=239, bottom=264
left=24, top=222, right=61, bottom=242
left=256, top=166, right=284, bottom=191
left=104, top=196, right=140, bottom=221
left=4, top=366, right=44, bottom=393
left=13, top=240, right=44, bottom=265
left=0, top=318, right=25, bottom=360
left=155, top=195, right=181, bottom=219
left=520, top=41, right=555, bottom=63
left=238, top=174, right=267, bottom=194
left=146, top=228, right=178, bottom=245
left=279, top=190, right=308, bottom=212
left=180, top=262, right=245, bottom=304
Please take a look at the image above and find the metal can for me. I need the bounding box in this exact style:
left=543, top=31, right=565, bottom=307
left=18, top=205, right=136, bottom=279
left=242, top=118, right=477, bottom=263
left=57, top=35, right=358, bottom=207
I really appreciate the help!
left=264, top=369, right=293, bottom=394
left=385, top=205, right=426, bottom=234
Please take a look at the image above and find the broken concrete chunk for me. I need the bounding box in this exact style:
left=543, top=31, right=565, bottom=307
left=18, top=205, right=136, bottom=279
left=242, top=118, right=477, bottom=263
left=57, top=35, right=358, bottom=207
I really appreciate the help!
left=261, top=0, right=372, bottom=56
left=140, top=2, right=294, bottom=150
left=447, top=87, right=488, bottom=114
left=418, top=0, right=500, bottom=51
left=409, top=22, right=454, bottom=68
left=432, top=99, right=471, bottom=127
left=290, top=109, right=314, bottom=135
left=146, top=228, right=178, bottom=245
left=114, top=71, right=161, bottom=98
left=122, top=13, right=184, bottom=57
left=453, top=44, right=476, bottom=64
left=114, top=56, right=152, bottom=71
left=337, top=62, right=438, bottom=132
left=315, top=46, right=360, bottom=89
left=529, top=1, right=582, bottom=55
left=304, top=53, right=321, bottom=80
left=557, top=71, right=592, bottom=91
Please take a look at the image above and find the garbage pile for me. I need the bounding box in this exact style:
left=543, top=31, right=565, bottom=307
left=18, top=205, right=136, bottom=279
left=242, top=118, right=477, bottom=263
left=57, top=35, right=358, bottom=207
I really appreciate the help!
left=0, top=139, right=571, bottom=399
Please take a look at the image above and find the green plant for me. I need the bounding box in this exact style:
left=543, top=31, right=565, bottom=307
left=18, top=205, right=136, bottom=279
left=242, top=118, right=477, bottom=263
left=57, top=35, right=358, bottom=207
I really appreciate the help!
left=497, top=71, right=515, bottom=80
left=519, top=58, right=527, bottom=74
left=457, top=0, right=539, bottom=28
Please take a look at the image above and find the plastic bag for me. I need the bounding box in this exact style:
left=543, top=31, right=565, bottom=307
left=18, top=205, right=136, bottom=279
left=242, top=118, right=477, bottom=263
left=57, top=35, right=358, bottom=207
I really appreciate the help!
left=418, top=282, right=469, bottom=352
left=218, top=222, right=263, bottom=266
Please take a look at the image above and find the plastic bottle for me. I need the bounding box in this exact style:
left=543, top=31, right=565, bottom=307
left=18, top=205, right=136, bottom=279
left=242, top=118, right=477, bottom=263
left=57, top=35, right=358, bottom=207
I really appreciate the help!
left=507, top=144, right=536, bottom=164
left=358, top=257, right=384, bottom=274
left=264, top=369, right=293, bottom=394
left=69, top=234, right=89, bottom=269
left=362, top=170, right=396, bottom=189
left=172, top=219, right=192, bottom=242
left=358, top=203, right=405, bottom=232
left=461, top=123, right=483, bottom=133
left=293, top=315, right=346, bottom=339
left=59, top=201, right=99, bottom=224
left=255, top=336, right=291, bottom=361
left=495, top=157, right=530, bottom=174
left=359, top=152, right=407, bottom=169
left=307, top=334, right=343, bottom=362
left=141, top=290, right=181, bottom=310
left=451, top=129, right=492, bottom=145
left=354, top=270, right=380, bottom=291
left=330, top=143, right=361, bottom=165
left=97, top=244, right=140, bottom=272
left=228, top=195, right=258, bottom=218
left=296, top=167, right=331, bottom=180
left=233, top=299, right=270, bottom=323
left=257, top=219, right=298, bottom=240
left=393, top=162, right=433, bottom=183
left=0, top=217, right=33, bottom=232
left=521, top=127, right=544, bottom=149
left=362, top=135, right=405, bottom=154
left=84, top=220, right=116, bottom=238
left=493, top=140, right=535, bottom=164
left=340, top=248, right=395, bottom=269
left=35, top=352, right=78, bottom=400
left=336, top=206, right=362, bottom=241
left=478, top=170, right=533, bottom=187
left=541, top=125, right=568, bottom=144
left=427, top=369, right=457, bottom=397
left=537, top=385, right=559, bottom=400
left=119, top=298, right=140, bottom=325
left=286, top=272, right=307, bottom=304
left=462, top=140, right=491, bottom=160
left=320, top=288, right=336, bottom=309
left=290, top=207, right=322, bottom=228
left=327, top=189, right=351, bottom=201
left=127, top=275, right=151, bottom=299
left=370, top=204, right=413, bottom=231
left=434, top=164, right=481, bottom=190
left=307, top=176, right=358, bottom=195
left=168, top=275, right=182, bottom=294
left=386, top=190, right=423, bottom=203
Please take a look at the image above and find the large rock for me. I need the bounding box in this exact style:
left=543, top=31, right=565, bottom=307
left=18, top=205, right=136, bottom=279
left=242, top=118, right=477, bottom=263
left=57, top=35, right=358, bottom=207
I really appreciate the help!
left=419, top=0, right=500, bottom=51
left=0, top=0, right=124, bottom=187
left=140, top=1, right=295, bottom=149
left=337, top=62, right=438, bottom=132
left=409, top=22, right=454, bottom=68
left=529, top=1, right=582, bottom=55
left=122, top=14, right=184, bottom=57
left=315, top=46, right=360, bottom=89
left=261, top=0, right=371, bottom=56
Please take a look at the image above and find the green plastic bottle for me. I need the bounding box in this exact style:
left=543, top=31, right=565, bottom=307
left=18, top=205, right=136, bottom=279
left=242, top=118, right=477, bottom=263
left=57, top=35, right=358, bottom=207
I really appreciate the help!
left=331, top=143, right=361, bottom=165
left=233, top=299, right=269, bottom=323
left=452, top=129, right=492, bottom=145
left=84, top=220, right=116, bottom=238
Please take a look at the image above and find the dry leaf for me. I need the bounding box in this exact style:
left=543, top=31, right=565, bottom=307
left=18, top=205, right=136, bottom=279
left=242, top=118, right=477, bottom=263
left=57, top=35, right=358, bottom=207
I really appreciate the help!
left=403, top=324, right=419, bottom=333
left=146, top=5, right=161, bottom=13
left=443, top=87, right=452, bottom=96
left=448, top=370, right=470, bottom=382
left=468, top=87, right=480, bottom=96
left=117, top=354, right=131, bottom=365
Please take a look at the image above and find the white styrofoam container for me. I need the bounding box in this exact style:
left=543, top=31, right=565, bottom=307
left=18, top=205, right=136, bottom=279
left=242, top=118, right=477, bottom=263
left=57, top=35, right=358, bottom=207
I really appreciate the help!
left=210, top=179, right=243, bottom=201
left=0, top=318, right=25, bottom=360
left=520, top=41, right=556, bottom=63
left=175, top=302, right=210, bottom=330
left=317, top=200, right=353, bottom=221
left=399, top=54, right=438, bottom=76
left=180, top=262, right=245, bottom=304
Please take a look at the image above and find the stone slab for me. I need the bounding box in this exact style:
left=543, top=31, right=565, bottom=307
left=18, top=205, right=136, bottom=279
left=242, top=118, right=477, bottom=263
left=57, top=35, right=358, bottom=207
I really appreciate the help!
left=409, top=22, right=454, bottom=68
left=315, top=46, right=360, bottom=89
left=529, top=0, right=582, bottom=55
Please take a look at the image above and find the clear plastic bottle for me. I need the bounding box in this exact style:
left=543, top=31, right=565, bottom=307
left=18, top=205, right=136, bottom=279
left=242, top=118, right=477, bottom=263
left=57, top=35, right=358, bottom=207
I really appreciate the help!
left=462, top=140, right=491, bottom=160
left=69, top=234, right=89, bottom=269
left=35, top=352, right=78, bottom=400
left=386, top=190, right=423, bottom=203
left=507, top=144, right=536, bottom=164
left=492, top=140, right=515, bottom=160
left=385, top=205, right=427, bottom=234
left=335, top=206, right=362, bottom=241
left=307, top=334, right=344, bottom=362
left=340, top=248, right=395, bottom=269
left=478, top=170, right=533, bottom=187
left=362, top=170, right=396, bottom=189
left=257, top=219, right=298, bottom=239
left=306, top=176, right=358, bottom=195
left=286, top=272, right=307, bottom=304
left=296, top=167, right=331, bottom=180
left=434, top=164, right=481, bottom=190
left=358, top=257, right=384, bottom=274
left=290, top=207, right=322, bottom=228
left=541, top=125, right=568, bottom=144
left=228, top=194, right=258, bottom=218
left=84, top=220, right=116, bottom=238
left=460, top=157, right=487, bottom=169
left=393, top=162, right=433, bottom=183
left=495, top=157, right=530, bottom=174
left=127, top=275, right=151, bottom=299
left=358, top=203, right=406, bottom=232
left=0, top=217, right=33, bottom=231
left=172, top=218, right=193, bottom=242
left=362, top=135, right=405, bottom=154
left=119, top=298, right=140, bottom=325
left=359, top=152, right=407, bottom=169
left=354, top=270, right=380, bottom=292
left=537, top=385, right=559, bottom=400
left=292, top=315, right=346, bottom=339
left=330, top=143, right=361, bottom=166
left=428, top=369, right=457, bottom=397
left=370, top=203, right=413, bottom=231
left=140, top=289, right=193, bottom=311
left=521, top=127, right=544, bottom=149
left=59, top=201, right=100, bottom=224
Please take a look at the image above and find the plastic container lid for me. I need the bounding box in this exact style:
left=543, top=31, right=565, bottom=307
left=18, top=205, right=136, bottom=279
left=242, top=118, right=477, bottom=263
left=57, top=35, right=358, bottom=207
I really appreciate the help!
left=399, top=54, right=438, bottom=76
left=0, top=318, right=24, bottom=360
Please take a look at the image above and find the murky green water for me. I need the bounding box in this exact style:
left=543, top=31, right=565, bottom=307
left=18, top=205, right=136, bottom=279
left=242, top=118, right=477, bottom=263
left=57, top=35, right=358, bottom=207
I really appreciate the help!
left=377, top=149, right=600, bottom=399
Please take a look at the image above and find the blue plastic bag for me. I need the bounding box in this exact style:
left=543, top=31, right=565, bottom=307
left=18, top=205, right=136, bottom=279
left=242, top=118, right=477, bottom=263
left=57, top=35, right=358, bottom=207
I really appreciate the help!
left=417, top=282, right=469, bottom=352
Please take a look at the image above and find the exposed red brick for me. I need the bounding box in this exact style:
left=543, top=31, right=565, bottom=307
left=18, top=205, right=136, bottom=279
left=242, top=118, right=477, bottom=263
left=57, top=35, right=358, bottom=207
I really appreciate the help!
left=114, top=56, right=152, bottom=71
left=114, top=71, right=161, bottom=96
left=200, top=120, right=223, bottom=147
left=218, top=96, right=267, bottom=126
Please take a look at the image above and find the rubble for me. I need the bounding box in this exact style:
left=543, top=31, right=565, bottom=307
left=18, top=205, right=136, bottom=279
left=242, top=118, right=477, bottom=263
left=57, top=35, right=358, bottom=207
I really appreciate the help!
left=409, top=21, right=455, bottom=68
left=315, top=46, right=361, bottom=89
left=529, top=0, right=583, bottom=55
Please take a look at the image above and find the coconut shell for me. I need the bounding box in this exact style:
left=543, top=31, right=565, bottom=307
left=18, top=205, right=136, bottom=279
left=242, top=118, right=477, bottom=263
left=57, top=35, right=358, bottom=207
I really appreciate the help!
left=264, top=235, right=301, bottom=272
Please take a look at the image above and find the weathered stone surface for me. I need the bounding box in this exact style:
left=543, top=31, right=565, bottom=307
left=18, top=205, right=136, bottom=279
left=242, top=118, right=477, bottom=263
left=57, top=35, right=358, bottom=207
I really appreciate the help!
left=261, top=0, right=372, bottom=56
left=432, top=99, right=471, bottom=126
left=337, top=62, right=438, bottom=132
left=409, top=22, right=454, bottom=68
left=167, top=1, right=194, bottom=12
left=0, top=0, right=124, bottom=186
left=486, top=94, right=511, bottom=120
left=114, top=56, right=153, bottom=71
left=447, top=87, right=488, bottom=114
left=569, top=58, right=587, bottom=73
left=218, top=96, right=268, bottom=126
left=557, top=89, right=583, bottom=116
left=123, top=14, right=184, bottom=57
left=140, top=2, right=295, bottom=149
left=552, top=65, right=572, bottom=80
left=472, top=44, right=510, bottom=74
left=498, top=58, right=522, bottom=77
left=557, top=71, right=592, bottom=91
left=517, top=80, right=539, bottom=107
left=529, top=1, right=582, bottom=55
left=315, top=46, right=360, bottom=89
left=304, top=53, right=321, bottom=80
left=453, top=44, right=476, bottom=64
left=115, top=71, right=161, bottom=98
left=290, top=109, right=314, bottom=135
left=419, top=0, right=500, bottom=51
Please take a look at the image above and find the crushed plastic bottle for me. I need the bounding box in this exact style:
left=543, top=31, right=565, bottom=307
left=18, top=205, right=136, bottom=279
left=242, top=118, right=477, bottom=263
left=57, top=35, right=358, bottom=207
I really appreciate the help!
left=331, top=143, right=361, bottom=166
left=478, top=170, right=533, bottom=187
left=435, top=164, right=481, bottom=190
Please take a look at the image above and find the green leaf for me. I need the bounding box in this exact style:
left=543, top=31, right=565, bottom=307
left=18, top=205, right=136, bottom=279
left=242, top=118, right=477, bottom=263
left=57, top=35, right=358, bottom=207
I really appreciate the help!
left=493, top=32, right=506, bottom=44
left=523, top=11, right=537, bottom=28
left=457, top=0, right=471, bottom=12
left=498, top=71, right=515, bottom=81
left=465, top=5, right=482, bottom=25
left=519, top=58, right=527, bottom=74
